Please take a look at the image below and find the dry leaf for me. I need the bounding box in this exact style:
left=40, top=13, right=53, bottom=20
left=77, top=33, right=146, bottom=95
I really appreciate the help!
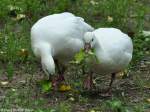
left=146, top=98, right=150, bottom=103
left=69, top=97, right=75, bottom=101
left=90, top=0, right=98, bottom=5
left=19, top=49, right=28, bottom=57
left=107, top=16, right=113, bottom=22
left=59, top=84, right=71, bottom=92
left=116, top=72, right=124, bottom=78
left=16, top=14, right=26, bottom=20
left=1, top=81, right=9, bottom=85
left=11, top=88, right=16, bottom=91
left=144, top=85, right=150, bottom=89
left=90, top=110, right=96, bottom=112
left=116, top=70, right=128, bottom=79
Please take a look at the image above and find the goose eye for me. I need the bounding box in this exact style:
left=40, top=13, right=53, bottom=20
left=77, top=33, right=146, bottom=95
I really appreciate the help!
left=91, top=38, right=94, bottom=42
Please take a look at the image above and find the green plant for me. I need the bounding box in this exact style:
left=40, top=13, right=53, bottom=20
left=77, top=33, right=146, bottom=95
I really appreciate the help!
left=6, top=62, right=14, bottom=80
left=71, top=49, right=98, bottom=73
left=100, top=99, right=129, bottom=112
left=40, top=80, right=52, bottom=93
left=55, top=102, right=71, bottom=112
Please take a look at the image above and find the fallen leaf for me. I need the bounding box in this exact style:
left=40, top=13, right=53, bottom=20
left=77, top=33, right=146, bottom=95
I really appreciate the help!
left=11, top=88, right=16, bottom=92
left=1, top=81, right=9, bottom=85
left=19, top=80, right=26, bottom=84
left=8, top=5, right=22, bottom=11
left=107, top=16, right=113, bottom=22
left=19, top=49, right=28, bottom=57
left=90, top=110, right=96, bottom=112
left=116, top=69, right=128, bottom=79
left=144, top=85, right=150, bottom=89
left=90, top=0, right=98, bottom=5
left=146, top=99, right=150, bottom=103
left=116, top=72, right=124, bottom=79
left=69, top=97, right=75, bottom=102
left=59, top=84, right=71, bottom=92
left=0, top=51, right=5, bottom=54
left=16, top=14, right=26, bottom=21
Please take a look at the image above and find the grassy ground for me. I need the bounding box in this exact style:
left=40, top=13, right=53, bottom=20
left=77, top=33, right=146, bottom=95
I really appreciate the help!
left=0, top=57, right=150, bottom=112
left=0, top=0, right=150, bottom=112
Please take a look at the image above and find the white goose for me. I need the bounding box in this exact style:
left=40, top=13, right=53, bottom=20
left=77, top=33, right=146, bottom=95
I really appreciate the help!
left=31, top=12, right=94, bottom=87
left=83, top=28, right=133, bottom=91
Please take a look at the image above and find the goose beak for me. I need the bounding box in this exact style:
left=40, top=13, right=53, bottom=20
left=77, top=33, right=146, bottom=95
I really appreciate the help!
left=84, top=43, right=91, bottom=53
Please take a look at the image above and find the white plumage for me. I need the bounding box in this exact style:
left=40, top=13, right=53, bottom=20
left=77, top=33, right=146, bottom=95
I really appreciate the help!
left=31, top=12, right=94, bottom=76
left=84, top=28, right=133, bottom=74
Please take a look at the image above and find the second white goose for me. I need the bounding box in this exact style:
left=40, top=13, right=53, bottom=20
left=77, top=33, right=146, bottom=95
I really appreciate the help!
left=83, top=28, right=133, bottom=91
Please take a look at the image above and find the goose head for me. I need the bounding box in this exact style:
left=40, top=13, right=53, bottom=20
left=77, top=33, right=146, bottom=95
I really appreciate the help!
left=83, top=32, right=96, bottom=53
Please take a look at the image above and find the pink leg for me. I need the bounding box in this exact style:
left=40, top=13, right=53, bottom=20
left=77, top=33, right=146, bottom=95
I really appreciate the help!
left=83, top=73, right=93, bottom=90
left=51, top=75, right=65, bottom=90
left=107, top=73, right=116, bottom=92
left=51, top=59, right=66, bottom=90
left=100, top=73, right=116, bottom=97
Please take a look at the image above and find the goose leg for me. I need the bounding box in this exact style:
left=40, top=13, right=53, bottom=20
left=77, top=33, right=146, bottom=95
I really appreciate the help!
left=45, top=69, right=58, bottom=90
left=106, top=73, right=116, bottom=93
left=51, top=59, right=65, bottom=90
left=99, top=73, right=116, bottom=97
left=54, top=59, right=65, bottom=81
left=83, top=71, right=94, bottom=90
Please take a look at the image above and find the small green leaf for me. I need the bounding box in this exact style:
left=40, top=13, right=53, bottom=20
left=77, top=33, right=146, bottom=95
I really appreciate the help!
left=107, top=100, right=122, bottom=110
left=6, top=62, right=14, bottom=80
left=111, top=100, right=122, bottom=108
left=74, top=49, right=85, bottom=63
left=41, top=80, right=52, bottom=93
left=50, top=109, right=56, bottom=112
left=87, top=50, right=95, bottom=55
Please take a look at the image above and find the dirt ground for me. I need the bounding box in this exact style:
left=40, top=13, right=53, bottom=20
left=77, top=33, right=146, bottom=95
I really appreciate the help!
left=0, top=56, right=150, bottom=111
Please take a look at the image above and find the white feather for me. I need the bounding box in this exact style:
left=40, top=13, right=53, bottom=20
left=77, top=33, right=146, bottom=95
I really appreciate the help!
left=84, top=28, right=133, bottom=74
left=31, top=12, right=94, bottom=75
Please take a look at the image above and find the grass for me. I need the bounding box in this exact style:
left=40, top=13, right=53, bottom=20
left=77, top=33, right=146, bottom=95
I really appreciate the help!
left=0, top=0, right=150, bottom=111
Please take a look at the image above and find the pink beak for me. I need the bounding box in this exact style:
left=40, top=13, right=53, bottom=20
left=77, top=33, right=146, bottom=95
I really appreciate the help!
left=84, top=43, right=91, bottom=53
